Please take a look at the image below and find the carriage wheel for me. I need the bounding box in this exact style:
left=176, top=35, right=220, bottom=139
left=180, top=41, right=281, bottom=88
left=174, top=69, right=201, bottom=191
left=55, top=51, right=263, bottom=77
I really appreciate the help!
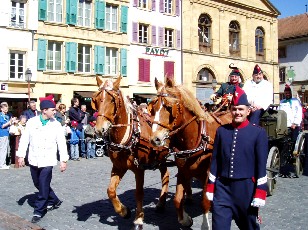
left=294, top=132, right=306, bottom=177
left=266, top=146, right=280, bottom=196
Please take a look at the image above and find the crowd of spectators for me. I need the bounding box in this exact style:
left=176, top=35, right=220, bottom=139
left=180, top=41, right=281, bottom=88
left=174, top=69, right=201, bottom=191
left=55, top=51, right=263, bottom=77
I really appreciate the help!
left=0, top=97, right=98, bottom=170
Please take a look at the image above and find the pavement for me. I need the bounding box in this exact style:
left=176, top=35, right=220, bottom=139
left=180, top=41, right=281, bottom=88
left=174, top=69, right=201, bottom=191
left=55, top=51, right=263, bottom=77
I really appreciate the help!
left=0, top=156, right=308, bottom=230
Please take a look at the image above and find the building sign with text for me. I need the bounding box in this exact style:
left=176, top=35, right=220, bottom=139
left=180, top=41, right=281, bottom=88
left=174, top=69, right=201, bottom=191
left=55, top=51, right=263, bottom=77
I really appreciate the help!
left=145, top=47, right=169, bottom=57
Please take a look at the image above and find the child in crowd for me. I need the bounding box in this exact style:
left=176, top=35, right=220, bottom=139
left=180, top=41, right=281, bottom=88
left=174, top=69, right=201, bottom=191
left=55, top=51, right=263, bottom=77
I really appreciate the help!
left=69, top=120, right=81, bottom=161
left=84, top=116, right=97, bottom=159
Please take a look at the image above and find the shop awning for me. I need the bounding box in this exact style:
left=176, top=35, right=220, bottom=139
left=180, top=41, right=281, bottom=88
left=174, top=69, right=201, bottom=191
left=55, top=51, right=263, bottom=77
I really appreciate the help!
left=74, top=91, right=96, bottom=98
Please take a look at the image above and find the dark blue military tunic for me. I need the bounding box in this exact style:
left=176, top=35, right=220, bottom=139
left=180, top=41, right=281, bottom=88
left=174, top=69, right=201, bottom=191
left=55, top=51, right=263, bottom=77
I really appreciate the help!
left=207, top=120, right=268, bottom=230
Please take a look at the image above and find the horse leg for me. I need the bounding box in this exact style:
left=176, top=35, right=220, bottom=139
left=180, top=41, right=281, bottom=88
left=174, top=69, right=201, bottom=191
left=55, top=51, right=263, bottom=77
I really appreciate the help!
left=134, top=169, right=145, bottom=229
left=174, top=173, right=193, bottom=227
left=185, top=179, right=193, bottom=204
left=107, top=166, right=131, bottom=218
left=155, top=165, right=169, bottom=212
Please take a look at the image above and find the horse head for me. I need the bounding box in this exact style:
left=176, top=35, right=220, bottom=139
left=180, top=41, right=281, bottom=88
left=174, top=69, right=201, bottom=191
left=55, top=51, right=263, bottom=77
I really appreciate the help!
left=149, top=78, right=207, bottom=149
left=92, top=76, right=128, bottom=137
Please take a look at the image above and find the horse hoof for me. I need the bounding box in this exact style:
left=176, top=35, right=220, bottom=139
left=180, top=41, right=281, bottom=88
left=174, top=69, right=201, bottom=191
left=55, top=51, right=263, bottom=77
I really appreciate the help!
left=123, top=208, right=131, bottom=219
left=134, top=224, right=143, bottom=230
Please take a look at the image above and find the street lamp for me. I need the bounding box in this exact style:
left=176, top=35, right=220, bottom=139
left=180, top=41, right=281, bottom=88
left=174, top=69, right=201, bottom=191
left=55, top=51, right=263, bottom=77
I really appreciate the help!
left=212, top=78, right=217, bottom=89
left=25, top=68, right=32, bottom=104
left=301, top=85, right=306, bottom=104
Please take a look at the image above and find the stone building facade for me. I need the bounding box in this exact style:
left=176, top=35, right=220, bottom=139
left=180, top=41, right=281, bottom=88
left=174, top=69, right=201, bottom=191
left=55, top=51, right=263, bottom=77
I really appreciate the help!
left=182, top=0, right=280, bottom=104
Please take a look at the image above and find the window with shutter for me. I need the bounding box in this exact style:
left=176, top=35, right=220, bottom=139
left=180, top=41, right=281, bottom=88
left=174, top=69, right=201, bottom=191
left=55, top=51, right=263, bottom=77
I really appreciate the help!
left=65, top=42, right=77, bottom=72
left=138, top=59, right=150, bottom=82
left=139, top=24, right=149, bottom=44
left=164, top=61, right=174, bottom=79
left=120, top=6, right=128, bottom=33
left=66, top=0, right=77, bottom=25
left=106, top=4, right=118, bottom=31
left=152, top=25, right=157, bottom=46
left=47, top=0, right=63, bottom=23
left=39, top=0, right=47, bottom=21
left=95, top=0, right=105, bottom=29
left=105, top=48, right=118, bottom=75
left=94, top=45, right=105, bottom=74
left=47, top=41, right=62, bottom=71
left=78, top=44, right=91, bottom=73
left=37, top=39, right=47, bottom=71
left=121, top=48, right=127, bottom=76
left=77, top=0, right=91, bottom=27
left=164, top=28, right=173, bottom=47
left=132, top=22, right=138, bottom=42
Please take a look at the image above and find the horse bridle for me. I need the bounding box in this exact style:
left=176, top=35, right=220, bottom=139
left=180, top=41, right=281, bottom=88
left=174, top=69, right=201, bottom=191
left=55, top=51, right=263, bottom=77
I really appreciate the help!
left=154, top=92, right=198, bottom=137
left=95, top=87, right=122, bottom=125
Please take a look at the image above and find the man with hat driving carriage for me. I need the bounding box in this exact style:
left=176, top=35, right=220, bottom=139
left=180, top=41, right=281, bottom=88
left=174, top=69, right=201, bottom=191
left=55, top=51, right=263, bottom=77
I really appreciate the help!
left=210, top=64, right=244, bottom=103
left=206, top=86, right=268, bottom=230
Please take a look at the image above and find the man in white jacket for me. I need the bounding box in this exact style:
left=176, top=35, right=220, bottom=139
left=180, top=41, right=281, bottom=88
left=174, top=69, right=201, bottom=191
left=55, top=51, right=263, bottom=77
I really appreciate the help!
left=17, top=95, right=69, bottom=224
left=243, top=64, right=273, bottom=124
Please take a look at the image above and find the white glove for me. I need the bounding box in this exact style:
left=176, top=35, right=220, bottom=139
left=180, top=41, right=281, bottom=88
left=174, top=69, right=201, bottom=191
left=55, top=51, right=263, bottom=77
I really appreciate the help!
left=226, top=94, right=233, bottom=101
left=251, top=198, right=265, bottom=207
left=210, top=94, right=217, bottom=101
left=206, top=192, right=213, bottom=201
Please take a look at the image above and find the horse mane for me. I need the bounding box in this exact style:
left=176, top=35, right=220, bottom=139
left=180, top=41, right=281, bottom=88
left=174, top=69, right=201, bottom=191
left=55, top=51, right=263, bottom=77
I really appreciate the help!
left=164, top=84, right=213, bottom=122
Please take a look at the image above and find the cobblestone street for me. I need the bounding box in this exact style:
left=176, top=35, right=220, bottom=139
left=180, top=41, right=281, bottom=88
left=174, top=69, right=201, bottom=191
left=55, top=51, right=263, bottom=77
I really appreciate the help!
left=0, top=156, right=307, bottom=230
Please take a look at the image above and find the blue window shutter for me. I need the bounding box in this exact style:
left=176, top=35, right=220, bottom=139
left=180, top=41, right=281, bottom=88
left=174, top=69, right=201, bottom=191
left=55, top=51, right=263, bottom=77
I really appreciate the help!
left=152, top=0, right=156, bottom=11
left=120, top=6, right=128, bottom=33
left=38, top=0, right=47, bottom=21
left=66, top=0, right=70, bottom=24
left=95, top=45, right=105, bottom=74
left=152, top=25, right=156, bottom=46
left=175, top=0, right=180, bottom=16
left=121, top=48, right=127, bottom=77
left=66, top=42, right=77, bottom=72
left=70, top=0, right=78, bottom=25
left=65, top=42, right=70, bottom=72
left=158, top=27, right=164, bottom=46
left=95, top=0, right=105, bottom=30
left=132, top=22, right=138, bottom=42
left=70, top=42, right=77, bottom=72
left=37, top=39, right=46, bottom=71
left=159, top=0, right=164, bottom=13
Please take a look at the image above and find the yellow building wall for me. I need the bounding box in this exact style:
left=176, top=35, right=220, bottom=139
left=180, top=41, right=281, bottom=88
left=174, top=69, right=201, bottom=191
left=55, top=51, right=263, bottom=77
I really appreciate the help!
left=182, top=0, right=280, bottom=103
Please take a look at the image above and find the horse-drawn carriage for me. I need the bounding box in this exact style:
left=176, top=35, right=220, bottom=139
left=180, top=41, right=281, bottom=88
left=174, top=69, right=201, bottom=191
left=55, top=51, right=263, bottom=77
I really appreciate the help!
left=91, top=76, right=306, bottom=229
left=260, top=105, right=307, bottom=195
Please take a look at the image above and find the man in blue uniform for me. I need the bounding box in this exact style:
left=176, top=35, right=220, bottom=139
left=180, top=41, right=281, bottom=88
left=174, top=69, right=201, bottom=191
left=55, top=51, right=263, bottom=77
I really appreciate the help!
left=206, top=86, right=268, bottom=230
left=210, top=64, right=243, bottom=102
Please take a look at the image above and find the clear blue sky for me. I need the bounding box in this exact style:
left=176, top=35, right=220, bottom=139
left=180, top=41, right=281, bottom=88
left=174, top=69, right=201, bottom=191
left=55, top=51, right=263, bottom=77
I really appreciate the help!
left=270, top=0, right=308, bottom=18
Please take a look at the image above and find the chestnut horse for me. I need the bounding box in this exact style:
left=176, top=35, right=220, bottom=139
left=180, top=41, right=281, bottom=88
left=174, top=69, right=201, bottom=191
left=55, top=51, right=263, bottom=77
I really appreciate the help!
left=149, top=78, right=231, bottom=229
left=92, top=76, right=171, bottom=229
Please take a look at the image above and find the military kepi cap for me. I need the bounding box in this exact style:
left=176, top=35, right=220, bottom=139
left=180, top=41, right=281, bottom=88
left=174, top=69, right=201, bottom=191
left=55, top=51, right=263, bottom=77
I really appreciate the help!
left=39, top=94, right=56, bottom=110
left=232, top=86, right=250, bottom=106
left=253, top=64, right=262, bottom=75
left=229, top=68, right=240, bottom=76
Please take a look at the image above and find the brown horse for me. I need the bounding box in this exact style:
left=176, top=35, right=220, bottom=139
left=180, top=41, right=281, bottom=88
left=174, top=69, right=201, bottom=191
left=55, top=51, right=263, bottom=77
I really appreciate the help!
left=92, top=76, right=171, bottom=229
left=149, top=78, right=231, bottom=229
